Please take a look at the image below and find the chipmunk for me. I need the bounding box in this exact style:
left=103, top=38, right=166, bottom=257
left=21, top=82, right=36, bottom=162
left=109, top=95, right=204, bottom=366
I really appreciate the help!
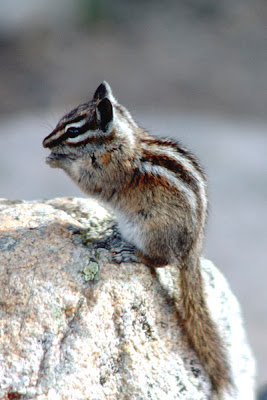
left=43, top=81, right=232, bottom=395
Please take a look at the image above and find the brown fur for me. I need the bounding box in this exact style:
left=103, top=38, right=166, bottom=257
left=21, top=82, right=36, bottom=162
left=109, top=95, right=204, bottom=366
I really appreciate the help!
left=179, top=258, right=232, bottom=393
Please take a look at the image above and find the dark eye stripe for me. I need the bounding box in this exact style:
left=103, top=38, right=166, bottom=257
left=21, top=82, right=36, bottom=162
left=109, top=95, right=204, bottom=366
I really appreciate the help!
left=66, top=120, right=98, bottom=138
left=66, top=130, right=115, bottom=147
left=43, top=117, right=98, bottom=148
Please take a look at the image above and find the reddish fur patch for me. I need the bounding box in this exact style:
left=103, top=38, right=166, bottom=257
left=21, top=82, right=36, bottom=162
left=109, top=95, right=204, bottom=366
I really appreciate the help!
left=100, top=151, right=111, bottom=165
left=124, top=168, right=179, bottom=197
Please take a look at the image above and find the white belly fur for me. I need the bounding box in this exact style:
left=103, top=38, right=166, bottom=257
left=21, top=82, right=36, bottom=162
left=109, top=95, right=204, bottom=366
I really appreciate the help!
left=115, top=212, right=144, bottom=252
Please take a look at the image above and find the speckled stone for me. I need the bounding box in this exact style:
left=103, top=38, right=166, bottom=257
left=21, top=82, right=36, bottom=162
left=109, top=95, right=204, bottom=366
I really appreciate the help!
left=0, top=198, right=256, bottom=400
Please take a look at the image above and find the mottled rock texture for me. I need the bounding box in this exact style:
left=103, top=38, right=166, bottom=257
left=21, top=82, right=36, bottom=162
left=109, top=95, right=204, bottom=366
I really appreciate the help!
left=0, top=198, right=255, bottom=400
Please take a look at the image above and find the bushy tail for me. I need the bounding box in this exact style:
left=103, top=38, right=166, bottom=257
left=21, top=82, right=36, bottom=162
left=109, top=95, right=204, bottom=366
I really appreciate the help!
left=179, top=257, right=232, bottom=394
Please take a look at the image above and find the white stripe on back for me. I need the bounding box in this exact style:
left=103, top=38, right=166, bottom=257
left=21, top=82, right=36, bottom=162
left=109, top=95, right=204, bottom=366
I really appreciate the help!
left=143, top=144, right=207, bottom=214
left=141, top=161, right=197, bottom=215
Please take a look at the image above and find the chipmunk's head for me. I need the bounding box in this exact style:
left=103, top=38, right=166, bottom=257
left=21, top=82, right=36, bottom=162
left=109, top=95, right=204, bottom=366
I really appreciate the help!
left=43, top=81, right=137, bottom=172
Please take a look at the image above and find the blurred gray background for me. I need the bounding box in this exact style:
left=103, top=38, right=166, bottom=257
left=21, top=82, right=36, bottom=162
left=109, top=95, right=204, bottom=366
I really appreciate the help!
left=0, top=0, right=266, bottom=391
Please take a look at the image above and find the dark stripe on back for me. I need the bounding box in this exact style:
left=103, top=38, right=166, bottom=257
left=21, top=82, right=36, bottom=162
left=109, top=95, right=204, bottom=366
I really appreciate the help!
left=139, top=143, right=205, bottom=219
left=140, top=149, right=201, bottom=199
left=127, top=167, right=179, bottom=193
left=122, top=168, right=196, bottom=215
left=141, top=137, right=206, bottom=180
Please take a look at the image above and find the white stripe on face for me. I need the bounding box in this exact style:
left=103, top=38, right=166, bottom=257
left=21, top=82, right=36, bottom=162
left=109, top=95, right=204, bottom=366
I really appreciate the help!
left=66, top=130, right=97, bottom=144
left=45, top=128, right=65, bottom=143
left=43, top=119, right=88, bottom=146
left=64, top=119, right=87, bottom=132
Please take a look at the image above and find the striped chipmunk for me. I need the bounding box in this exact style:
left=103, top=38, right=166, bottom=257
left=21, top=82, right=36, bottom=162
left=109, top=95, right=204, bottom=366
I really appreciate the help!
left=43, top=81, right=232, bottom=395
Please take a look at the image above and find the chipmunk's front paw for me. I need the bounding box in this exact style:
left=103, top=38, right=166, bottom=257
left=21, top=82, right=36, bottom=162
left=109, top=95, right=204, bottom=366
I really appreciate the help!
left=112, top=244, right=140, bottom=264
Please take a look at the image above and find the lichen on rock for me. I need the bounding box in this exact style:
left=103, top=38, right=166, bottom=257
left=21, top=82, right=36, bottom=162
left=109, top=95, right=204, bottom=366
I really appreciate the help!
left=82, top=261, right=99, bottom=281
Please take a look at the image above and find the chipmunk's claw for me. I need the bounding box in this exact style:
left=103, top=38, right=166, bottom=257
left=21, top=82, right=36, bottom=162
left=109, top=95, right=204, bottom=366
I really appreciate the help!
left=112, top=244, right=140, bottom=264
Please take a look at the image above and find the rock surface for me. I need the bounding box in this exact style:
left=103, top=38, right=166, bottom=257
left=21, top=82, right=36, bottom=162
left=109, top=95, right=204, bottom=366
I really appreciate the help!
left=0, top=198, right=255, bottom=400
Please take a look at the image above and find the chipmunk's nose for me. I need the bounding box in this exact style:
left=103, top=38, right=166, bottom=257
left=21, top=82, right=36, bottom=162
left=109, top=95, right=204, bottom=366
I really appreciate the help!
left=43, top=129, right=63, bottom=149
left=42, top=137, right=49, bottom=148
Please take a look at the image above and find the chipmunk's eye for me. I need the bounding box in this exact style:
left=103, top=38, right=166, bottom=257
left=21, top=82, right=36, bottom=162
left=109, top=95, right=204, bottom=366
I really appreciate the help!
left=66, top=127, right=81, bottom=138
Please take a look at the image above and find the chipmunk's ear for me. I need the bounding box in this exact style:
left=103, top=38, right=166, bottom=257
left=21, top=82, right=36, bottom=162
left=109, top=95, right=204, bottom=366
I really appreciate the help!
left=96, top=97, right=113, bottom=132
left=93, top=81, right=116, bottom=103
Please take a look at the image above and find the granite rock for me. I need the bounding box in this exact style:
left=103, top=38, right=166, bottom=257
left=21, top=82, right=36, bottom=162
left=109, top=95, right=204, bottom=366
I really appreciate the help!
left=0, top=198, right=256, bottom=400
